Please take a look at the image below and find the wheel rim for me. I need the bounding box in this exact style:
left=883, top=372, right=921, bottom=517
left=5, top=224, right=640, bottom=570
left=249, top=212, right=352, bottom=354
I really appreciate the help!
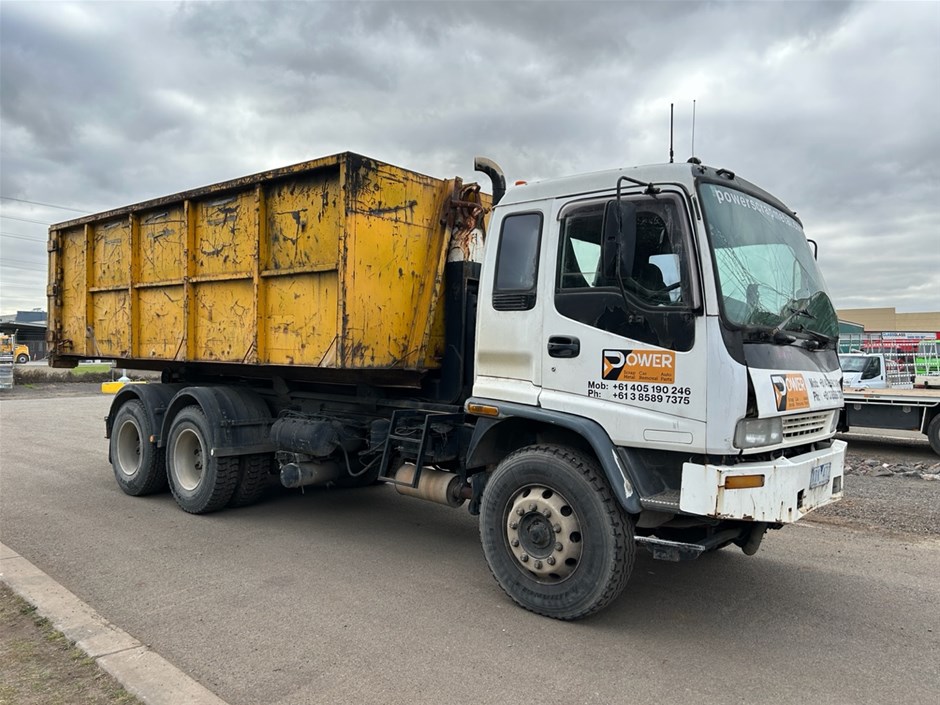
left=115, top=418, right=142, bottom=478
left=505, top=485, right=582, bottom=582
left=172, top=427, right=205, bottom=492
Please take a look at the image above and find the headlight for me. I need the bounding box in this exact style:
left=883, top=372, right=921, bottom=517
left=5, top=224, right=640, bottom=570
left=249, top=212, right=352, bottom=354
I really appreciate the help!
left=734, top=417, right=783, bottom=449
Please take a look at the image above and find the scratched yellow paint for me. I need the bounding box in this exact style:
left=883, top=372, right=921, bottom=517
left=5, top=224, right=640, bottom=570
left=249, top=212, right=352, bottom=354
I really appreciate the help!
left=92, top=220, right=130, bottom=288
left=344, top=161, right=449, bottom=369
left=56, top=226, right=89, bottom=356
left=138, top=286, right=184, bottom=359
left=49, top=153, right=465, bottom=376
left=265, top=170, right=342, bottom=272
left=265, top=273, right=338, bottom=365
left=92, top=290, right=129, bottom=356
left=138, top=206, right=185, bottom=283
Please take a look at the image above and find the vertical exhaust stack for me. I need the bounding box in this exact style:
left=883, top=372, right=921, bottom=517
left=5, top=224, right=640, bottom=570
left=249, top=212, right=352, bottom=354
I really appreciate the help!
left=474, top=157, right=506, bottom=206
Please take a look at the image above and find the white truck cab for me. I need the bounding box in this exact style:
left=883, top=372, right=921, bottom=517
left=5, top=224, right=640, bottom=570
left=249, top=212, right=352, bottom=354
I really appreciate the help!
left=840, top=352, right=912, bottom=389
left=471, top=159, right=845, bottom=555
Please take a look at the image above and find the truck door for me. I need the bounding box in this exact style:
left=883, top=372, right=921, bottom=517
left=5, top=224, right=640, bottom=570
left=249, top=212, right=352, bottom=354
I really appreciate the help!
left=473, top=208, right=546, bottom=405
left=538, top=193, right=707, bottom=450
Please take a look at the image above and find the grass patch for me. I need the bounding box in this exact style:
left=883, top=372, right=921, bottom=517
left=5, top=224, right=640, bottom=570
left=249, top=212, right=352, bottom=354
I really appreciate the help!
left=13, top=368, right=114, bottom=384
left=0, top=584, right=142, bottom=705
left=71, top=364, right=114, bottom=375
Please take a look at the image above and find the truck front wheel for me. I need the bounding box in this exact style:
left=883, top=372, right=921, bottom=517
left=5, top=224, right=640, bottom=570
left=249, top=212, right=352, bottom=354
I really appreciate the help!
left=110, top=399, right=167, bottom=496
left=167, top=406, right=238, bottom=514
left=479, top=445, right=635, bottom=620
left=927, top=414, right=940, bottom=456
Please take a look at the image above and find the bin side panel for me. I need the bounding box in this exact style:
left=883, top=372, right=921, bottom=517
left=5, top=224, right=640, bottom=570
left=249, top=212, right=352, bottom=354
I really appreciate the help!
left=265, top=168, right=342, bottom=271
left=91, top=290, right=130, bottom=356
left=93, top=219, right=130, bottom=288
left=59, top=227, right=88, bottom=356
left=194, top=280, right=255, bottom=362
left=139, top=206, right=185, bottom=283
left=264, top=272, right=338, bottom=366
left=344, top=161, right=449, bottom=369
left=138, top=286, right=184, bottom=359
left=194, top=191, right=255, bottom=278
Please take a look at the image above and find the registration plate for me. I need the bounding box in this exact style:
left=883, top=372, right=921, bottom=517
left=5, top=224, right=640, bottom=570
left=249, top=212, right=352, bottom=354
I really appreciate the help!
left=809, top=462, right=832, bottom=489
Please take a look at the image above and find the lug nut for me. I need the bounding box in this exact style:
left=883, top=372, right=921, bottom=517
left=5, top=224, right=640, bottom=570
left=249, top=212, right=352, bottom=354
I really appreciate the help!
left=516, top=507, right=525, bottom=516
left=509, top=521, right=518, bottom=530
left=528, top=502, right=537, bottom=511
left=541, top=508, right=552, bottom=518
left=520, top=554, right=529, bottom=563
left=511, top=539, right=520, bottom=547
left=555, top=542, right=563, bottom=551
left=534, top=560, right=543, bottom=569
left=547, top=556, right=556, bottom=566
left=553, top=523, right=561, bottom=533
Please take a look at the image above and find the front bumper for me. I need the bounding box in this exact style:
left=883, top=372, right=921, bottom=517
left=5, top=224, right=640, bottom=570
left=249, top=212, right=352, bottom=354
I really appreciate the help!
left=679, top=440, right=846, bottom=523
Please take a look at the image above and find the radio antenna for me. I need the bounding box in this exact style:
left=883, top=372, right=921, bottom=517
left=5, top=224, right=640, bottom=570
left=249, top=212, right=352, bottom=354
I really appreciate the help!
left=691, top=99, right=697, bottom=157
left=669, top=103, right=674, bottom=164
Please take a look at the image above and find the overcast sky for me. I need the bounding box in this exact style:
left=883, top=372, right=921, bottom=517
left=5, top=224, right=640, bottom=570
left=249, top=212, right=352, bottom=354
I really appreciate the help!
left=1, top=0, right=938, bottom=318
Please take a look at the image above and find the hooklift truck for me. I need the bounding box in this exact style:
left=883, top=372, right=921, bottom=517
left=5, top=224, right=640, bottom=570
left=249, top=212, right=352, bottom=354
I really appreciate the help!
left=48, top=153, right=846, bottom=619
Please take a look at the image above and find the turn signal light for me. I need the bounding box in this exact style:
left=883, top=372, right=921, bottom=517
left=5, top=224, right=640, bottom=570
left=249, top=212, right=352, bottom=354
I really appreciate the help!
left=467, top=403, right=499, bottom=417
left=724, top=474, right=765, bottom=490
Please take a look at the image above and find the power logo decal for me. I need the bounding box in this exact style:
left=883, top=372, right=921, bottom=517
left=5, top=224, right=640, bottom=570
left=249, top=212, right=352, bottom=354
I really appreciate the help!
left=602, top=349, right=676, bottom=383
left=771, top=373, right=810, bottom=411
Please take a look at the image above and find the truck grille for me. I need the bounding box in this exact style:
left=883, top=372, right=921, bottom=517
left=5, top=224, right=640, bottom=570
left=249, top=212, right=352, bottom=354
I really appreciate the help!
left=782, top=411, right=832, bottom=440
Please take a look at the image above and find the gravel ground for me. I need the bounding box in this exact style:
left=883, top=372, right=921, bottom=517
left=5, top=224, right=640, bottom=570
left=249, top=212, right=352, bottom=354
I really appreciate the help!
left=808, top=432, right=940, bottom=538
left=2, top=382, right=937, bottom=539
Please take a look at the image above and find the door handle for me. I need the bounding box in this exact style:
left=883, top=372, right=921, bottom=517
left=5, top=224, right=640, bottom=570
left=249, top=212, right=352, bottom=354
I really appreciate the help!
left=548, top=335, right=580, bottom=358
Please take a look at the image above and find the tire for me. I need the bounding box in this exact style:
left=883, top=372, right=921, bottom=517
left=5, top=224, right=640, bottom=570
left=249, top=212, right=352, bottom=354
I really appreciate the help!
left=927, top=414, right=940, bottom=457
left=479, top=445, right=635, bottom=620
left=228, top=453, right=275, bottom=508
left=109, top=399, right=168, bottom=496
left=166, top=406, right=238, bottom=514
left=15, top=353, right=29, bottom=364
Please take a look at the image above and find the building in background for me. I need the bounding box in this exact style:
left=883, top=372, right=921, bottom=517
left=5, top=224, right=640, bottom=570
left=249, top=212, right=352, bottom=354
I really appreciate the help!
left=0, top=310, right=48, bottom=361
left=836, top=307, right=940, bottom=334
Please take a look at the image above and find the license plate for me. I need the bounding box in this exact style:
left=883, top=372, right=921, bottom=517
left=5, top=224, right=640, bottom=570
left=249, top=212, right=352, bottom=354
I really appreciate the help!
left=809, top=462, right=831, bottom=489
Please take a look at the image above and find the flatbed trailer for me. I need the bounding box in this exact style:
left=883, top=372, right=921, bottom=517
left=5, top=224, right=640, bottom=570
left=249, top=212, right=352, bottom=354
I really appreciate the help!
left=841, top=386, right=940, bottom=456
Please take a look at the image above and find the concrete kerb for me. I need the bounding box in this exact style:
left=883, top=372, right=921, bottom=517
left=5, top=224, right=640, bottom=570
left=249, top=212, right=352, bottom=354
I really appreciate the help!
left=0, top=542, right=230, bottom=705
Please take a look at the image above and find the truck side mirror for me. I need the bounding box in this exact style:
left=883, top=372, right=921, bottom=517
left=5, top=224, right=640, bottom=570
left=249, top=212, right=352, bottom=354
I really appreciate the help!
left=601, top=200, right=637, bottom=282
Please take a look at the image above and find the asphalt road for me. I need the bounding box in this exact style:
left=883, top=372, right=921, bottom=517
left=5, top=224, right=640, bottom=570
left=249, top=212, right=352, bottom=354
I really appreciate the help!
left=1, top=394, right=938, bottom=705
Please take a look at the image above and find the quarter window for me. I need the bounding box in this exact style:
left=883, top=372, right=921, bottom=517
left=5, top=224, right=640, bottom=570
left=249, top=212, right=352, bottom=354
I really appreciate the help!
left=493, top=212, right=542, bottom=311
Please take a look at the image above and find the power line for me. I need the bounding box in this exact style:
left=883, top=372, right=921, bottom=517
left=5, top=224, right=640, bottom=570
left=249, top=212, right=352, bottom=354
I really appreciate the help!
left=0, top=195, right=90, bottom=214
left=0, top=261, right=47, bottom=272
left=1, top=231, right=46, bottom=243
left=1, top=215, right=51, bottom=226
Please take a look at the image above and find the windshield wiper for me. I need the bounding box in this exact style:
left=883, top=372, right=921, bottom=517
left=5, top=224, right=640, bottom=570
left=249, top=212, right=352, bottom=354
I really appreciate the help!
left=770, top=305, right=814, bottom=343
left=798, top=328, right=835, bottom=350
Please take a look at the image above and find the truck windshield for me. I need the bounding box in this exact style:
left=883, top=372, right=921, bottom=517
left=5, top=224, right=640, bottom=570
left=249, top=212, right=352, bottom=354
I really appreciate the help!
left=839, top=355, right=867, bottom=373
left=699, top=183, right=838, bottom=344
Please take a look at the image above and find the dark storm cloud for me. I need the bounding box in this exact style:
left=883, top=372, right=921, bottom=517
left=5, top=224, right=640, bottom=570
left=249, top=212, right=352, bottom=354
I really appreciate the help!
left=1, top=0, right=937, bottom=314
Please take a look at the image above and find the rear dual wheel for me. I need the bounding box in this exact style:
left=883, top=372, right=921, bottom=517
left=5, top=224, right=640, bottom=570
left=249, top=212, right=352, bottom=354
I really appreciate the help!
left=479, top=445, right=635, bottom=620
left=167, top=406, right=238, bottom=514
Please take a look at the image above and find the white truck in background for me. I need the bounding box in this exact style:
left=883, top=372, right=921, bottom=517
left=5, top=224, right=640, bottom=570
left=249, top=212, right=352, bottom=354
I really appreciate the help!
left=839, top=352, right=910, bottom=390
left=839, top=352, right=940, bottom=456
